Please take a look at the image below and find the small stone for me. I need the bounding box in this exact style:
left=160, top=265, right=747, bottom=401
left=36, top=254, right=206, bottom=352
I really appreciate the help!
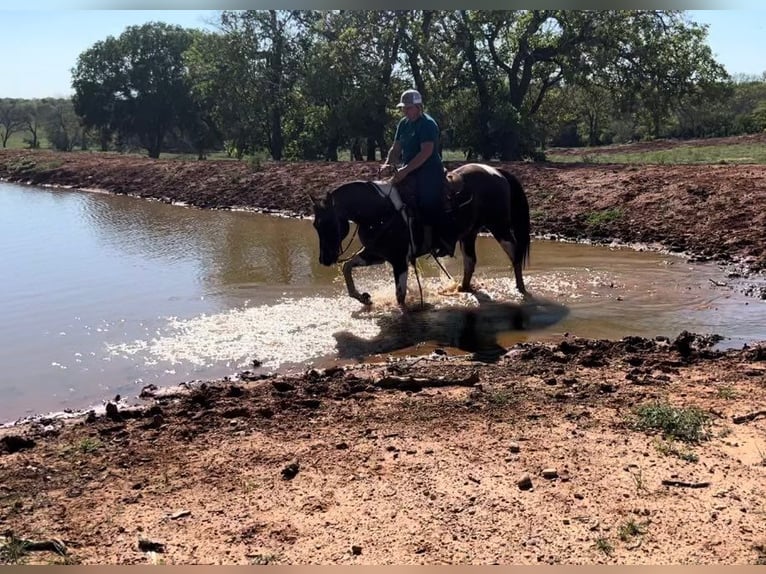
left=351, top=545, right=362, bottom=555
left=542, top=468, right=558, bottom=479
left=517, top=474, right=533, bottom=490
left=281, top=462, right=300, bottom=480
left=509, top=443, right=521, bottom=453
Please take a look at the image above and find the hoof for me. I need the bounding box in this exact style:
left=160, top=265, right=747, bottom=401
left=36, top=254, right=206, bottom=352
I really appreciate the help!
left=458, top=284, right=474, bottom=293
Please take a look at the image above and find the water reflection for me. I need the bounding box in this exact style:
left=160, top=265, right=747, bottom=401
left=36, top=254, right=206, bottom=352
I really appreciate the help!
left=78, top=192, right=338, bottom=294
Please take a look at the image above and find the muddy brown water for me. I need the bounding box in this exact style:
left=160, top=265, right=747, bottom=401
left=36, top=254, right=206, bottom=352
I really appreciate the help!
left=2, top=181, right=765, bottom=424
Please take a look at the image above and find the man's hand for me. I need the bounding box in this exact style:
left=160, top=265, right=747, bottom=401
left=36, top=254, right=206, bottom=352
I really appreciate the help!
left=391, top=167, right=408, bottom=184
left=379, top=163, right=396, bottom=178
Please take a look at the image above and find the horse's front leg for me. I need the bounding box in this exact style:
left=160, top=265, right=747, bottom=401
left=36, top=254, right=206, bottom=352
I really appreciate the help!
left=391, top=258, right=409, bottom=308
left=458, top=232, right=478, bottom=292
left=342, top=250, right=384, bottom=306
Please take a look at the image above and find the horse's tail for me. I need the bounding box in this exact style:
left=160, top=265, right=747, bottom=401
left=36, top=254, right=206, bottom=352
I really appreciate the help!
left=497, top=168, right=531, bottom=268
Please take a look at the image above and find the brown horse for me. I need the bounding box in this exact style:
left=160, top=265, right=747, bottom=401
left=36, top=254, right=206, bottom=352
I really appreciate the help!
left=310, top=163, right=531, bottom=308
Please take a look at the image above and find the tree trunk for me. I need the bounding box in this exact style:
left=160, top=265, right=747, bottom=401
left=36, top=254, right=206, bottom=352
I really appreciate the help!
left=99, top=127, right=110, bottom=152
left=499, top=130, right=519, bottom=161
left=366, top=137, right=377, bottom=161
left=325, top=134, right=339, bottom=161
left=351, top=138, right=363, bottom=161
left=270, top=107, right=283, bottom=160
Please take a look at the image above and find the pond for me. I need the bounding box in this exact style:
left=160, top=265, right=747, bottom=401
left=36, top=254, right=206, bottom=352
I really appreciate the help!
left=2, top=181, right=765, bottom=423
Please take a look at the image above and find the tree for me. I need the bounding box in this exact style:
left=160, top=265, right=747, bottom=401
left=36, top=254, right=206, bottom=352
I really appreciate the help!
left=42, top=98, right=85, bottom=151
left=0, top=99, right=24, bottom=148
left=72, top=22, right=197, bottom=158
left=19, top=99, right=48, bottom=149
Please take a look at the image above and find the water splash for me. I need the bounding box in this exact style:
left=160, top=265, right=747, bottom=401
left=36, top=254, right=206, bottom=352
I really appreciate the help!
left=107, top=296, right=383, bottom=370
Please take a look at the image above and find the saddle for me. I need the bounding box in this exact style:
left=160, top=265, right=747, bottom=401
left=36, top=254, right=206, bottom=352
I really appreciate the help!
left=395, top=170, right=467, bottom=216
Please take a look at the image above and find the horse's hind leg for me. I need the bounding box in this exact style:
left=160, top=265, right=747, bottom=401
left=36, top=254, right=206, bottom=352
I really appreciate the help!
left=342, top=250, right=384, bottom=306
left=458, top=231, right=479, bottom=292
left=487, top=225, right=527, bottom=295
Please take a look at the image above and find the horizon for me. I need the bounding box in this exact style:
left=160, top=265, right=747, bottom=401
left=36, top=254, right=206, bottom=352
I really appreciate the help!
left=1, top=9, right=765, bottom=100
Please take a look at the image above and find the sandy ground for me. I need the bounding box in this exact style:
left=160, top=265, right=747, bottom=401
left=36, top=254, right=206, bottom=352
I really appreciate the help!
left=1, top=142, right=766, bottom=565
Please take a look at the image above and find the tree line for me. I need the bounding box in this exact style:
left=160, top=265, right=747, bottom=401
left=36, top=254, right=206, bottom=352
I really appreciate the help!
left=2, top=10, right=766, bottom=161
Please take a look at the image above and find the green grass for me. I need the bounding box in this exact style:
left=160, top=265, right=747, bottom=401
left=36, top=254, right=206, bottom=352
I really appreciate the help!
left=716, top=385, right=738, bottom=400
left=594, top=537, right=614, bottom=557
left=0, top=534, right=29, bottom=564
left=547, top=143, right=766, bottom=165
left=618, top=519, right=646, bottom=542
left=585, top=208, right=623, bottom=227
left=1, top=130, right=49, bottom=150
left=654, top=438, right=699, bottom=463
left=632, top=401, right=712, bottom=443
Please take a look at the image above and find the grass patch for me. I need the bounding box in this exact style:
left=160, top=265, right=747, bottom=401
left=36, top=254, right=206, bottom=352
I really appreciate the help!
left=585, top=208, right=623, bottom=227
left=485, top=388, right=518, bottom=407
left=594, top=537, right=613, bottom=557
left=249, top=553, right=280, bottom=565
left=618, top=518, right=646, bottom=542
left=755, top=543, right=766, bottom=565
left=632, top=401, right=712, bottom=443
left=60, top=436, right=102, bottom=456
left=716, top=385, right=737, bottom=400
left=654, top=438, right=699, bottom=463
left=547, top=143, right=766, bottom=165
left=0, top=534, right=29, bottom=564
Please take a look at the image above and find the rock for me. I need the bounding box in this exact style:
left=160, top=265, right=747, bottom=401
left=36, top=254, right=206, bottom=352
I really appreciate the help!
left=351, top=545, right=362, bottom=555
left=509, top=442, right=521, bottom=453
left=517, top=474, right=533, bottom=490
left=138, top=538, right=165, bottom=553
left=0, top=435, right=36, bottom=454
left=105, top=402, right=121, bottom=421
left=272, top=381, right=295, bottom=393
left=542, top=468, right=558, bottom=479
left=221, top=407, right=249, bottom=419
left=170, top=510, right=191, bottom=520
left=281, top=461, right=300, bottom=480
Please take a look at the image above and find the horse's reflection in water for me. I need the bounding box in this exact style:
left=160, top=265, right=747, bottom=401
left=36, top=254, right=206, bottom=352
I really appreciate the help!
left=333, top=294, right=569, bottom=363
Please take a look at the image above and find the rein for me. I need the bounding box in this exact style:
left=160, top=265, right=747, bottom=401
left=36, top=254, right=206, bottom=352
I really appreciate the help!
left=336, top=224, right=359, bottom=263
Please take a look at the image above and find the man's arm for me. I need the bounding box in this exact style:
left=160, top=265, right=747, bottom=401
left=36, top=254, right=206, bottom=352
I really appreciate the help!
left=385, top=140, right=402, bottom=166
left=394, top=141, right=434, bottom=179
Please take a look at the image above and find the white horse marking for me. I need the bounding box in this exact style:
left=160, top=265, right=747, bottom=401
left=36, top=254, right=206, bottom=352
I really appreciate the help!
left=395, top=269, right=408, bottom=303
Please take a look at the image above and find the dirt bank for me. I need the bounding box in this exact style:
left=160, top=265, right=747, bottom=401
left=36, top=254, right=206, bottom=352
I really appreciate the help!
left=1, top=147, right=766, bottom=564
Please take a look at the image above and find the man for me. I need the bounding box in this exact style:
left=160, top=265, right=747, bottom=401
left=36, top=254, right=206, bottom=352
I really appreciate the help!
left=381, top=89, right=455, bottom=258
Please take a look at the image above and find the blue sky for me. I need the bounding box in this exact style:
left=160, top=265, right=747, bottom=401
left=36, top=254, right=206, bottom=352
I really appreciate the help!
left=1, top=9, right=764, bottom=99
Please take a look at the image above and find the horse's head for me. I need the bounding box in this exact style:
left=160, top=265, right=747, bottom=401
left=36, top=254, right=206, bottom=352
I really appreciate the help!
left=310, top=192, right=350, bottom=266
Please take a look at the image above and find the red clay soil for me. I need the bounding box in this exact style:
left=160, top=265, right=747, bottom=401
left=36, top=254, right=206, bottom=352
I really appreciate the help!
left=1, top=147, right=766, bottom=565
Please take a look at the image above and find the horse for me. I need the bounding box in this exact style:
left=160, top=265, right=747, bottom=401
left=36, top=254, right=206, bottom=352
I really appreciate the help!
left=309, top=163, right=531, bottom=308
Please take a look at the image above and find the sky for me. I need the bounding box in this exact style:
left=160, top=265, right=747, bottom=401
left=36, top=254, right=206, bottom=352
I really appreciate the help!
left=0, top=9, right=764, bottom=99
